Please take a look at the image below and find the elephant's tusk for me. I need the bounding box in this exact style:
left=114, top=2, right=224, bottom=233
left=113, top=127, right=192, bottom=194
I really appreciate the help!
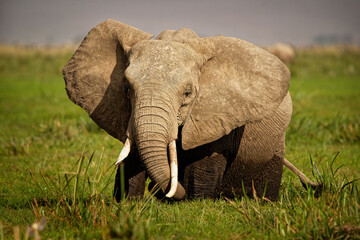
left=115, top=138, right=132, bottom=165
left=165, top=140, right=178, bottom=198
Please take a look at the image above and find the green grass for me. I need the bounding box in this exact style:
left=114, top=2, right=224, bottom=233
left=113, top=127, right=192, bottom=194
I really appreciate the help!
left=0, top=45, right=359, bottom=239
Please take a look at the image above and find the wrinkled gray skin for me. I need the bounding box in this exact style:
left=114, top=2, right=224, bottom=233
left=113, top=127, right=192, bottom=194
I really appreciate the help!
left=63, top=20, right=317, bottom=201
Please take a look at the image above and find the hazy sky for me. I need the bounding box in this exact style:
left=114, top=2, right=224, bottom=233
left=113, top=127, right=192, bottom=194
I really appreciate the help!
left=1, top=0, right=360, bottom=46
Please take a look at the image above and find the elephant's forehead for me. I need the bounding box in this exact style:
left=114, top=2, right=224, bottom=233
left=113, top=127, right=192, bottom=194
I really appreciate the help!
left=130, top=40, right=198, bottom=65
left=127, top=40, right=199, bottom=84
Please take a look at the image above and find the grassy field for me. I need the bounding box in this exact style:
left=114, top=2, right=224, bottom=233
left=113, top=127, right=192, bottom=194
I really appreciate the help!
left=0, top=44, right=359, bottom=239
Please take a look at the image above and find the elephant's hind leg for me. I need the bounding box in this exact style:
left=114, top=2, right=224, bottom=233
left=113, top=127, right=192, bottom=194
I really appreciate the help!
left=220, top=141, right=285, bottom=201
left=253, top=152, right=283, bottom=201
left=220, top=155, right=283, bottom=201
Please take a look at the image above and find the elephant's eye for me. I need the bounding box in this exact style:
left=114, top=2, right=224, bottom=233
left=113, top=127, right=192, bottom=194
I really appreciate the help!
left=183, top=84, right=193, bottom=98
left=181, top=84, right=194, bottom=107
left=184, top=90, right=192, bottom=98
left=181, top=89, right=193, bottom=107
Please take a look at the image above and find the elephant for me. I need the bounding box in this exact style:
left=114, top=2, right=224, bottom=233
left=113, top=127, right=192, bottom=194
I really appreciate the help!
left=264, top=43, right=295, bottom=65
left=63, top=19, right=319, bottom=201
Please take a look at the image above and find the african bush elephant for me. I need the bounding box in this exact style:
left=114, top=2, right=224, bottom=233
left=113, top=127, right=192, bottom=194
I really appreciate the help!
left=265, top=43, right=295, bottom=65
left=63, top=20, right=319, bottom=201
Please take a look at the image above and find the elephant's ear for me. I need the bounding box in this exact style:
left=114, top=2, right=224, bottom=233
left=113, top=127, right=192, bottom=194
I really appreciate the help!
left=181, top=36, right=290, bottom=150
left=63, top=20, right=153, bottom=142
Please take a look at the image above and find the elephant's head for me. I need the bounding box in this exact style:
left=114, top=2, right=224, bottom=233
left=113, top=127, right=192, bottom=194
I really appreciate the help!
left=63, top=20, right=290, bottom=200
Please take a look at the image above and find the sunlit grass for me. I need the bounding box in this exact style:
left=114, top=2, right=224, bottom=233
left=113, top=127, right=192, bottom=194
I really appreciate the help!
left=0, top=45, right=359, bottom=239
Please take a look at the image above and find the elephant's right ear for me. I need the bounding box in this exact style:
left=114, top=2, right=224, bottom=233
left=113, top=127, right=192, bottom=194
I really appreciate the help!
left=63, top=20, right=153, bottom=142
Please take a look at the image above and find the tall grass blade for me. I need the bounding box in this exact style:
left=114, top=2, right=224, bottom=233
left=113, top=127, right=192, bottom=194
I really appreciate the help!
left=62, top=174, right=76, bottom=196
left=309, top=155, right=322, bottom=182
left=92, top=147, right=104, bottom=193
left=120, top=164, right=125, bottom=201
left=333, top=164, right=345, bottom=177
left=330, top=152, right=340, bottom=176
left=98, top=167, right=117, bottom=196
left=341, top=178, right=360, bottom=190
left=29, top=171, right=47, bottom=197
left=40, top=170, right=60, bottom=198
left=81, top=151, right=95, bottom=199
left=73, top=155, right=85, bottom=211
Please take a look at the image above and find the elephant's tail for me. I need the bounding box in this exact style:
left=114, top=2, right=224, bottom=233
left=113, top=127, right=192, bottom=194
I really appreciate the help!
left=283, top=158, right=323, bottom=195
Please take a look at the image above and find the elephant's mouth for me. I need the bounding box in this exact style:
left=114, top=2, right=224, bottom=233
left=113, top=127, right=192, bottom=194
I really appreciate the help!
left=115, top=138, right=179, bottom=198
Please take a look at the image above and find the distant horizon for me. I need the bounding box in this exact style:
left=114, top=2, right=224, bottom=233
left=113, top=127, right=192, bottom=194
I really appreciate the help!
left=1, top=36, right=359, bottom=48
left=1, top=0, right=359, bottom=47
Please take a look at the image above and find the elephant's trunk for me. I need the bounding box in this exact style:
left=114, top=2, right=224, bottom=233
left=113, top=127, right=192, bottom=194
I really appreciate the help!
left=133, top=90, right=185, bottom=200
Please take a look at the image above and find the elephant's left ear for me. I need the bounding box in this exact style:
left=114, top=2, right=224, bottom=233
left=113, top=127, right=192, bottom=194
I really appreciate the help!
left=181, top=36, right=290, bottom=150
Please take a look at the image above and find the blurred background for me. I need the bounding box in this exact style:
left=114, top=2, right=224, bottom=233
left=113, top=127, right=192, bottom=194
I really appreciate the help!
left=1, top=0, right=360, bottom=46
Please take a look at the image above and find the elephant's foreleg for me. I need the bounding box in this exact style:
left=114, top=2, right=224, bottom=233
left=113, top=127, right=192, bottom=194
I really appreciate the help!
left=114, top=152, right=146, bottom=201
left=182, top=153, right=227, bottom=199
